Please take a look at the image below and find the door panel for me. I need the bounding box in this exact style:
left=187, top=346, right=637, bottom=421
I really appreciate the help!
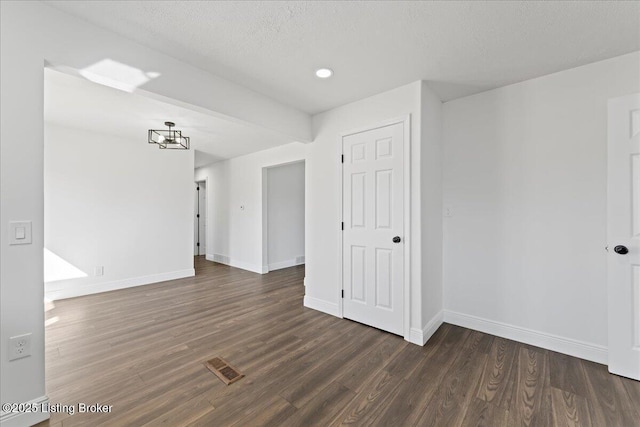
left=375, top=248, right=392, bottom=309
left=351, top=245, right=366, bottom=302
left=608, top=93, right=640, bottom=380
left=342, top=122, right=404, bottom=336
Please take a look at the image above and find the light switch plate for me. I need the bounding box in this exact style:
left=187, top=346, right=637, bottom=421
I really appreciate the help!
left=9, top=221, right=32, bottom=245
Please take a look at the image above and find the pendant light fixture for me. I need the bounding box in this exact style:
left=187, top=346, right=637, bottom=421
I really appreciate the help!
left=148, top=121, right=190, bottom=150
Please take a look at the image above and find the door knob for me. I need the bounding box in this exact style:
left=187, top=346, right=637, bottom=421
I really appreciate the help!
left=614, top=245, right=629, bottom=255
left=393, top=236, right=401, bottom=243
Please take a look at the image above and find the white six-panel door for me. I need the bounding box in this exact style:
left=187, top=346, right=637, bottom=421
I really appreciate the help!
left=608, top=93, right=640, bottom=381
left=342, top=122, right=404, bottom=336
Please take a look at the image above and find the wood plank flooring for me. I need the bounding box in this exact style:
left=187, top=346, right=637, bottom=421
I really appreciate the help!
left=37, top=256, right=639, bottom=426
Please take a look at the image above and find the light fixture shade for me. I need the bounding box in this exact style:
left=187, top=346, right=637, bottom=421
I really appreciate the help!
left=148, top=121, right=190, bottom=150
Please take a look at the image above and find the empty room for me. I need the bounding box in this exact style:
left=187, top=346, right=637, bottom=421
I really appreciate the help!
left=1, top=1, right=638, bottom=426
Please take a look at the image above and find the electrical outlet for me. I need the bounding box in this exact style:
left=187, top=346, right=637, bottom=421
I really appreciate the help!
left=9, top=333, right=32, bottom=361
left=94, top=266, right=104, bottom=276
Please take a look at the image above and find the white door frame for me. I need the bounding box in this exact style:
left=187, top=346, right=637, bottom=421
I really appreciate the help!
left=337, top=115, right=411, bottom=341
left=194, top=178, right=209, bottom=258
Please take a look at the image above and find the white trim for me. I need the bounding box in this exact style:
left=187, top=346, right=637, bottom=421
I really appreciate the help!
left=45, top=269, right=195, bottom=301
left=408, top=328, right=424, bottom=345
left=338, top=115, right=412, bottom=340
left=304, top=295, right=341, bottom=317
left=444, top=310, right=608, bottom=364
left=194, top=178, right=208, bottom=256
left=336, top=130, right=345, bottom=318
left=207, top=253, right=227, bottom=264
left=402, top=116, right=412, bottom=343
left=268, top=257, right=305, bottom=271
left=0, top=395, right=49, bottom=427
left=408, top=311, right=444, bottom=345
left=206, top=254, right=267, bottom=274
left=261, top=167, right=269, bottom=273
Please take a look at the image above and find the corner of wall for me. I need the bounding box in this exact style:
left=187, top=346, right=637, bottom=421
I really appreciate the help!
left=409, top=310, right=444, bottom=345
left=419, top=81, right=445, bottom=333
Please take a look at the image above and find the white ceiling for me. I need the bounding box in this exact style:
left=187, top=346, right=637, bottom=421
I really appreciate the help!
left=47, top=1, right=640, bottom=114
left=44, top=68, right=293, bottom=164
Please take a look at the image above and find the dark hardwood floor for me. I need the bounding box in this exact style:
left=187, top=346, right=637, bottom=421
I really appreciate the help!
left=38, top=256, right=639, bottom=426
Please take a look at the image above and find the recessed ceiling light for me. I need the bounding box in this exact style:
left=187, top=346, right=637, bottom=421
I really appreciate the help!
left=315, top=68, right=333, bottom=79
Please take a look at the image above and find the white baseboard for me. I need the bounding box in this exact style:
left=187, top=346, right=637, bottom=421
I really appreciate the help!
left=268, top=256, right=305, bottom=272
left=408, top=311, right=444, bottom=345
left=303, top=295, right=341, bottom=317
left=444, top=310, right=608, bottom=364
left=206, top=253, right=266, bottom=274
left=207, top=253, right=227, bottom=264
left=0, top=395, right=49, bottom=427
left=45, top=269, right=195, bottom=301
left=408, top=328, right=423, bottom=345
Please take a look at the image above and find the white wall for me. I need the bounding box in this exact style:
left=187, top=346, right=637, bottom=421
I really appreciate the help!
left=420, top=82, right=444, bottom=339
left=443, top=51, right=640, bottom=363
left=194, top=142, right=307, bottom=273
left=0, top=2, right=310, bottom=424
left=44, top=124, right=194, bottom=300
left=267, top=162, right=305, bottom=270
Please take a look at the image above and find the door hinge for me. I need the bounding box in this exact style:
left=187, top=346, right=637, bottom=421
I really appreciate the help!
left=197, top=242, right=200, bottom=246
left=341, top=154, right=344, bottom=163
left=341, top=222, right=344, bottom=230
left=341, top=290, right=344, bottom=298
left=197, top=214, right=200, bottom=218
left=197, top=187, right=200, bottom=191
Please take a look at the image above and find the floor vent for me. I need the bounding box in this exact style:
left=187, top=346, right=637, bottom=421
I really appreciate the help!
left=205, top=357, right=244, bottom=385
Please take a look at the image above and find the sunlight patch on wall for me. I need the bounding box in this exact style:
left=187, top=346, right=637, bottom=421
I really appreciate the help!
left=79, top=59, right=160, bottom=92
left=44, top=248, right=87, bottom=283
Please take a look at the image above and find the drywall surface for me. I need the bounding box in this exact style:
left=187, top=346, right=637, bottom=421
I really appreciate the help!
left=44, top=124, right=194, bottom=300
left=0, top=1, right=308, bottom=419
left=267, top=162, right=305, bottom=270
left=194, top=143, right=307, bottom=273
left=307, top=81, right=425, bottom=332
left=443, top=52, right=640, bottom=353
left=420, top=82, right=444, bottom=337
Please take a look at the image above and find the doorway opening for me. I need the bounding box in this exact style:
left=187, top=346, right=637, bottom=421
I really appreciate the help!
left=195, top=180, right=207, bottom=256
left=262, top=161, right=305, bottom=272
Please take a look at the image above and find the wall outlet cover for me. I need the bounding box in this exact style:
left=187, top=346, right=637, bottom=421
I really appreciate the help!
left=9, top=333, right=32, bottom=361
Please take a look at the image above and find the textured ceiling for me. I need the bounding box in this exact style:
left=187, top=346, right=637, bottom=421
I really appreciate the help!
left=46, top=1, right=640, bottom=114
left=45, top=69, right=292, bottom=162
